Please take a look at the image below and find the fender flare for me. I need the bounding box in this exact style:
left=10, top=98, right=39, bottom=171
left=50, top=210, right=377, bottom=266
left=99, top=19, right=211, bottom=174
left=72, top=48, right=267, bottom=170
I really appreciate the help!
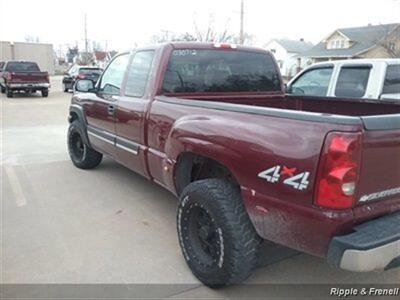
left=68, top=104, right=91, bottom=146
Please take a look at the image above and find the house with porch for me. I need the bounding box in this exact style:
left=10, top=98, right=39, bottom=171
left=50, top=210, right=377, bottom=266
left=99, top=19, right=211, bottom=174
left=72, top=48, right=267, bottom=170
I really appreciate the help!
left=264, top=38, right=313, bottom=78
left=302, top=23, right=400, bottom=63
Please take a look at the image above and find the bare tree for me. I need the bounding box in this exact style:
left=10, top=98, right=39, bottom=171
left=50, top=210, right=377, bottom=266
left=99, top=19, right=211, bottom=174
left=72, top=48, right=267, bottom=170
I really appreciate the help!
left=193, top=14, right=235, bottom=43
left=150, top=30, right=197, bottom=44
left=149, top=13, right=254, bottom=45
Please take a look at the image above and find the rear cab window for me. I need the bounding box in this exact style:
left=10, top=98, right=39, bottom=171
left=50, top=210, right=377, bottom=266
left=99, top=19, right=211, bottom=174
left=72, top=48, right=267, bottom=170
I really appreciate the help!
left=79, top=68, right=103, bottom=75
left=162, top=49, right=281, bottom=94
left=382, top=64, right=400, bottom=95
left=5, top=62, right=40, bottom=72
left=335, top=66, right=371, bottom=98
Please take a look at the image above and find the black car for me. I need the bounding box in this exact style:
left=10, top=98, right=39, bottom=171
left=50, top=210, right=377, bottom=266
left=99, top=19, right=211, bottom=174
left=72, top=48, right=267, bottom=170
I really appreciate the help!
left=62, top=66, right=103, bottom=92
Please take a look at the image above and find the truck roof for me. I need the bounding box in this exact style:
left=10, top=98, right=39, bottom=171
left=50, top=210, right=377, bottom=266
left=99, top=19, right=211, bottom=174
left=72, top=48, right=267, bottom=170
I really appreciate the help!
left=6, top=60, right=38, bottom=64
left=127, top=42, right=269, bottom=54
left=309, top=58, right=400, bottom=67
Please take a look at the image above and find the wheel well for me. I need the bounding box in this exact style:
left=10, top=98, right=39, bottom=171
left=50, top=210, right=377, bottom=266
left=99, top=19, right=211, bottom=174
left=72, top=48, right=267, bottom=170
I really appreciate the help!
left=69, top=111, right=79, bottom=123
left=174, top=152, right=238, bottom=195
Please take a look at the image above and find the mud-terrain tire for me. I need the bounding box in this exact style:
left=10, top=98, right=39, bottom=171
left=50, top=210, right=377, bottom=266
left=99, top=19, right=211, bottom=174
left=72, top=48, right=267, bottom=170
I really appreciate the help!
left=6, top=88, right=13, bottom=98
left=67, top=120, right=102, bottom=169
left=177, top=179, right=261, bottom=288
left=41, top=89, right=49, bottom=97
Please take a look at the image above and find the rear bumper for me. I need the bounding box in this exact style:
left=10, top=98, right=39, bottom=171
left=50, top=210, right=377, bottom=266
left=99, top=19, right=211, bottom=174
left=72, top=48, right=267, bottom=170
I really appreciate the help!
left=8, top=83, right=50, bottom=89
left=327, top=211, right=400, bottom=272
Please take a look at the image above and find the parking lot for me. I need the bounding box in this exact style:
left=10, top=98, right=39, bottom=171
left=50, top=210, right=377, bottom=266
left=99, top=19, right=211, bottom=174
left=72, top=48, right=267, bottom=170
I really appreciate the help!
left=1, top=77, right=399, bottom=298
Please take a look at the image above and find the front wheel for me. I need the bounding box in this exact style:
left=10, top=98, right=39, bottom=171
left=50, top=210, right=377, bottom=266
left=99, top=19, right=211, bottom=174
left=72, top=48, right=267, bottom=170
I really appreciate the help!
left=177, top=179, right=261, bottom=288
left=41, top=89, right=49, bottom=97
left=6, top=88, right=13, bottom=98
left=67, top=121, right=103, bottom=169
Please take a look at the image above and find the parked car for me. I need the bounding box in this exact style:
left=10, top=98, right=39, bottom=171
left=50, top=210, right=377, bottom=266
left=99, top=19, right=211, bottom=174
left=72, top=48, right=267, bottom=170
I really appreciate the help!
left=286, top=59, right=400, bottom=101
left=62, top=66, right=103, bottom=92
left=0, top=61, right=50, bottom=98
left=68, top=43, right=400, bottom=287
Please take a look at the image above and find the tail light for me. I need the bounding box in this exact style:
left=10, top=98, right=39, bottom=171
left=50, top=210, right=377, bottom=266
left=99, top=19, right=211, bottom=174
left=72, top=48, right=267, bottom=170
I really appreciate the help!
left=314, top=132, right=362, bottom=209
left=45, top=74, right=49, bottom=82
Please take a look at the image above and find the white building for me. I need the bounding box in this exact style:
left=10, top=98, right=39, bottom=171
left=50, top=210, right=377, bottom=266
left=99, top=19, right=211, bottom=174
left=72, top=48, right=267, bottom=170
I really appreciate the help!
left=264, top=39, right=313, bottom=78
left=0, top=41, right=55, bottom=75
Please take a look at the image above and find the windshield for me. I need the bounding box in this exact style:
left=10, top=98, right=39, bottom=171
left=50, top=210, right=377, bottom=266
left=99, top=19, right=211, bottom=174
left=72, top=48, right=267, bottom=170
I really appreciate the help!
left=162, top=49, right=281, bottom=93
left=6, top=62, right=40, bottom=72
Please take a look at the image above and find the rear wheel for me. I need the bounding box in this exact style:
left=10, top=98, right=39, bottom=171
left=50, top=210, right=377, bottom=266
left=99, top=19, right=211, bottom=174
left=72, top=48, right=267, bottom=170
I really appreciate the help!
left=0, top=85, right=5, bottom=93
left=67, top=121, right=102, bottom=169
left=6, top=88, right=13, bottom=98
left=177, top=179, right=261, bottom=288
left=41, top=89, right=49, bottom=97
left=63, top=83, right=69, bottom=92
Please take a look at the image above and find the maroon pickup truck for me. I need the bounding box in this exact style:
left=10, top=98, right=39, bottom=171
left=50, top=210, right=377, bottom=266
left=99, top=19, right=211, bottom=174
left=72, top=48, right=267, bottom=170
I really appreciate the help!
left=0, top=61, right=50, bottom=98
left=68, top=42, right=400, bottom=287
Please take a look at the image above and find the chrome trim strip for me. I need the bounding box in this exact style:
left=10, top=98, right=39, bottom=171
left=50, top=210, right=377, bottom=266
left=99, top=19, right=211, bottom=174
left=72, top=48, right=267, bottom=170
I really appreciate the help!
left=116, top=143, right=138, bottom=155
left=87, top=125, right=140, bottom=155
left=88, top=131, right=114, bottom=145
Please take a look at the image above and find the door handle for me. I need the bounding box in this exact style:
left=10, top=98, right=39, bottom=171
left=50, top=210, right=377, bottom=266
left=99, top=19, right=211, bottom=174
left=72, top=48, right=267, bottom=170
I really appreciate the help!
left=108, top=104, right=115, bottom=115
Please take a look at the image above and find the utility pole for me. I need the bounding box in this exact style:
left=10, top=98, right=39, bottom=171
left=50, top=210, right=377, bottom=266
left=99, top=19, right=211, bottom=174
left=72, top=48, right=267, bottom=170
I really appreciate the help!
left=84, top=13, right=88, bottom=54
left=239, top=0, right=244, bottom=44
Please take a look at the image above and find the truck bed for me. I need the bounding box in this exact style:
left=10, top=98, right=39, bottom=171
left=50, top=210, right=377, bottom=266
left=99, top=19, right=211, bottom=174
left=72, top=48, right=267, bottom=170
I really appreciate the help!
left=166, top=93, right=400, bottom=117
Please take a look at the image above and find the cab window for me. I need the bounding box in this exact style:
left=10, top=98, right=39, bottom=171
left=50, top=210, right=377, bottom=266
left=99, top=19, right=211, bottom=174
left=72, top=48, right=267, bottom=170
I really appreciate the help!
left=124, top=51, right=155, bottom=97
left=99, top=53, right=130, bottom=95
left=382, top=65, right=400, bottom=95
left=335, top=66, right=371, bottom=98
left=289, top=67, right=333, bottom=96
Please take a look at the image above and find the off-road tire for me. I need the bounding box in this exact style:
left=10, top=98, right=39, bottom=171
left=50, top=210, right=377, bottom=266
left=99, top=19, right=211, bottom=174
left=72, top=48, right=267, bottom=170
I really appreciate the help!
left=0, top=85, right=5, bottom=93
left=67, top=120, right=102, bottom=169
left=6, top=88, right=13, bottom=98
left=41, top=89, right=49, bottom=97
left=177, top=179, right=261, bottom=288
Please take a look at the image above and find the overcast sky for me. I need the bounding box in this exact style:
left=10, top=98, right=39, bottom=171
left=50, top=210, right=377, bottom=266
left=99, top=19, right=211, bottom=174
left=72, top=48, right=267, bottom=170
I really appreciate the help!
left=0, top=0, right=399, bottom=52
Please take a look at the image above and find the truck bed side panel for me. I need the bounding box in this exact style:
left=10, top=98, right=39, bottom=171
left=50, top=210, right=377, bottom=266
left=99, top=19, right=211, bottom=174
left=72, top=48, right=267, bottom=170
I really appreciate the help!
left=147, top=98, right=364, bottom=256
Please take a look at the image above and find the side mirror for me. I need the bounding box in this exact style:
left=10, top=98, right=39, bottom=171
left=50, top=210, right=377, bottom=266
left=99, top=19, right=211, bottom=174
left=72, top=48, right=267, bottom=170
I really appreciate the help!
left=285, top=84, right=292, bottom=94
left=74, top=79, right=95, bottom=93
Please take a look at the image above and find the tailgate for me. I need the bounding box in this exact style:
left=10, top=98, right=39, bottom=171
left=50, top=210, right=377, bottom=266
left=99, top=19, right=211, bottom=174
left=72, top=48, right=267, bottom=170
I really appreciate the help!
left=354, top=115, right=400, bottom=219
left=10, top=72, right=48, bottom=83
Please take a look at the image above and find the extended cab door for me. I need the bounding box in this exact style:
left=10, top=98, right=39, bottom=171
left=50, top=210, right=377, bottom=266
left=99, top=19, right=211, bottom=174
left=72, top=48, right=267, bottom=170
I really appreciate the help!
left=114, top=50, right=155, bottom=178
left=84, top=53, right=130, bottom=157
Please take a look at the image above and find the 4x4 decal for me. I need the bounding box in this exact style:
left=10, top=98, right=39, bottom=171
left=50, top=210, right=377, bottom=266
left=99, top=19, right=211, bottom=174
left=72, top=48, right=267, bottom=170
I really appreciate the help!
left=258, top=165, right=310, bottom=191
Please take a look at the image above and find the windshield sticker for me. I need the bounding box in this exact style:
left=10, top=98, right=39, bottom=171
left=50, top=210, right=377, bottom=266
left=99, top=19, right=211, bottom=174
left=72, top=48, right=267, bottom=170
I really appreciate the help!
left=172, top=49, right=197, bottom=56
